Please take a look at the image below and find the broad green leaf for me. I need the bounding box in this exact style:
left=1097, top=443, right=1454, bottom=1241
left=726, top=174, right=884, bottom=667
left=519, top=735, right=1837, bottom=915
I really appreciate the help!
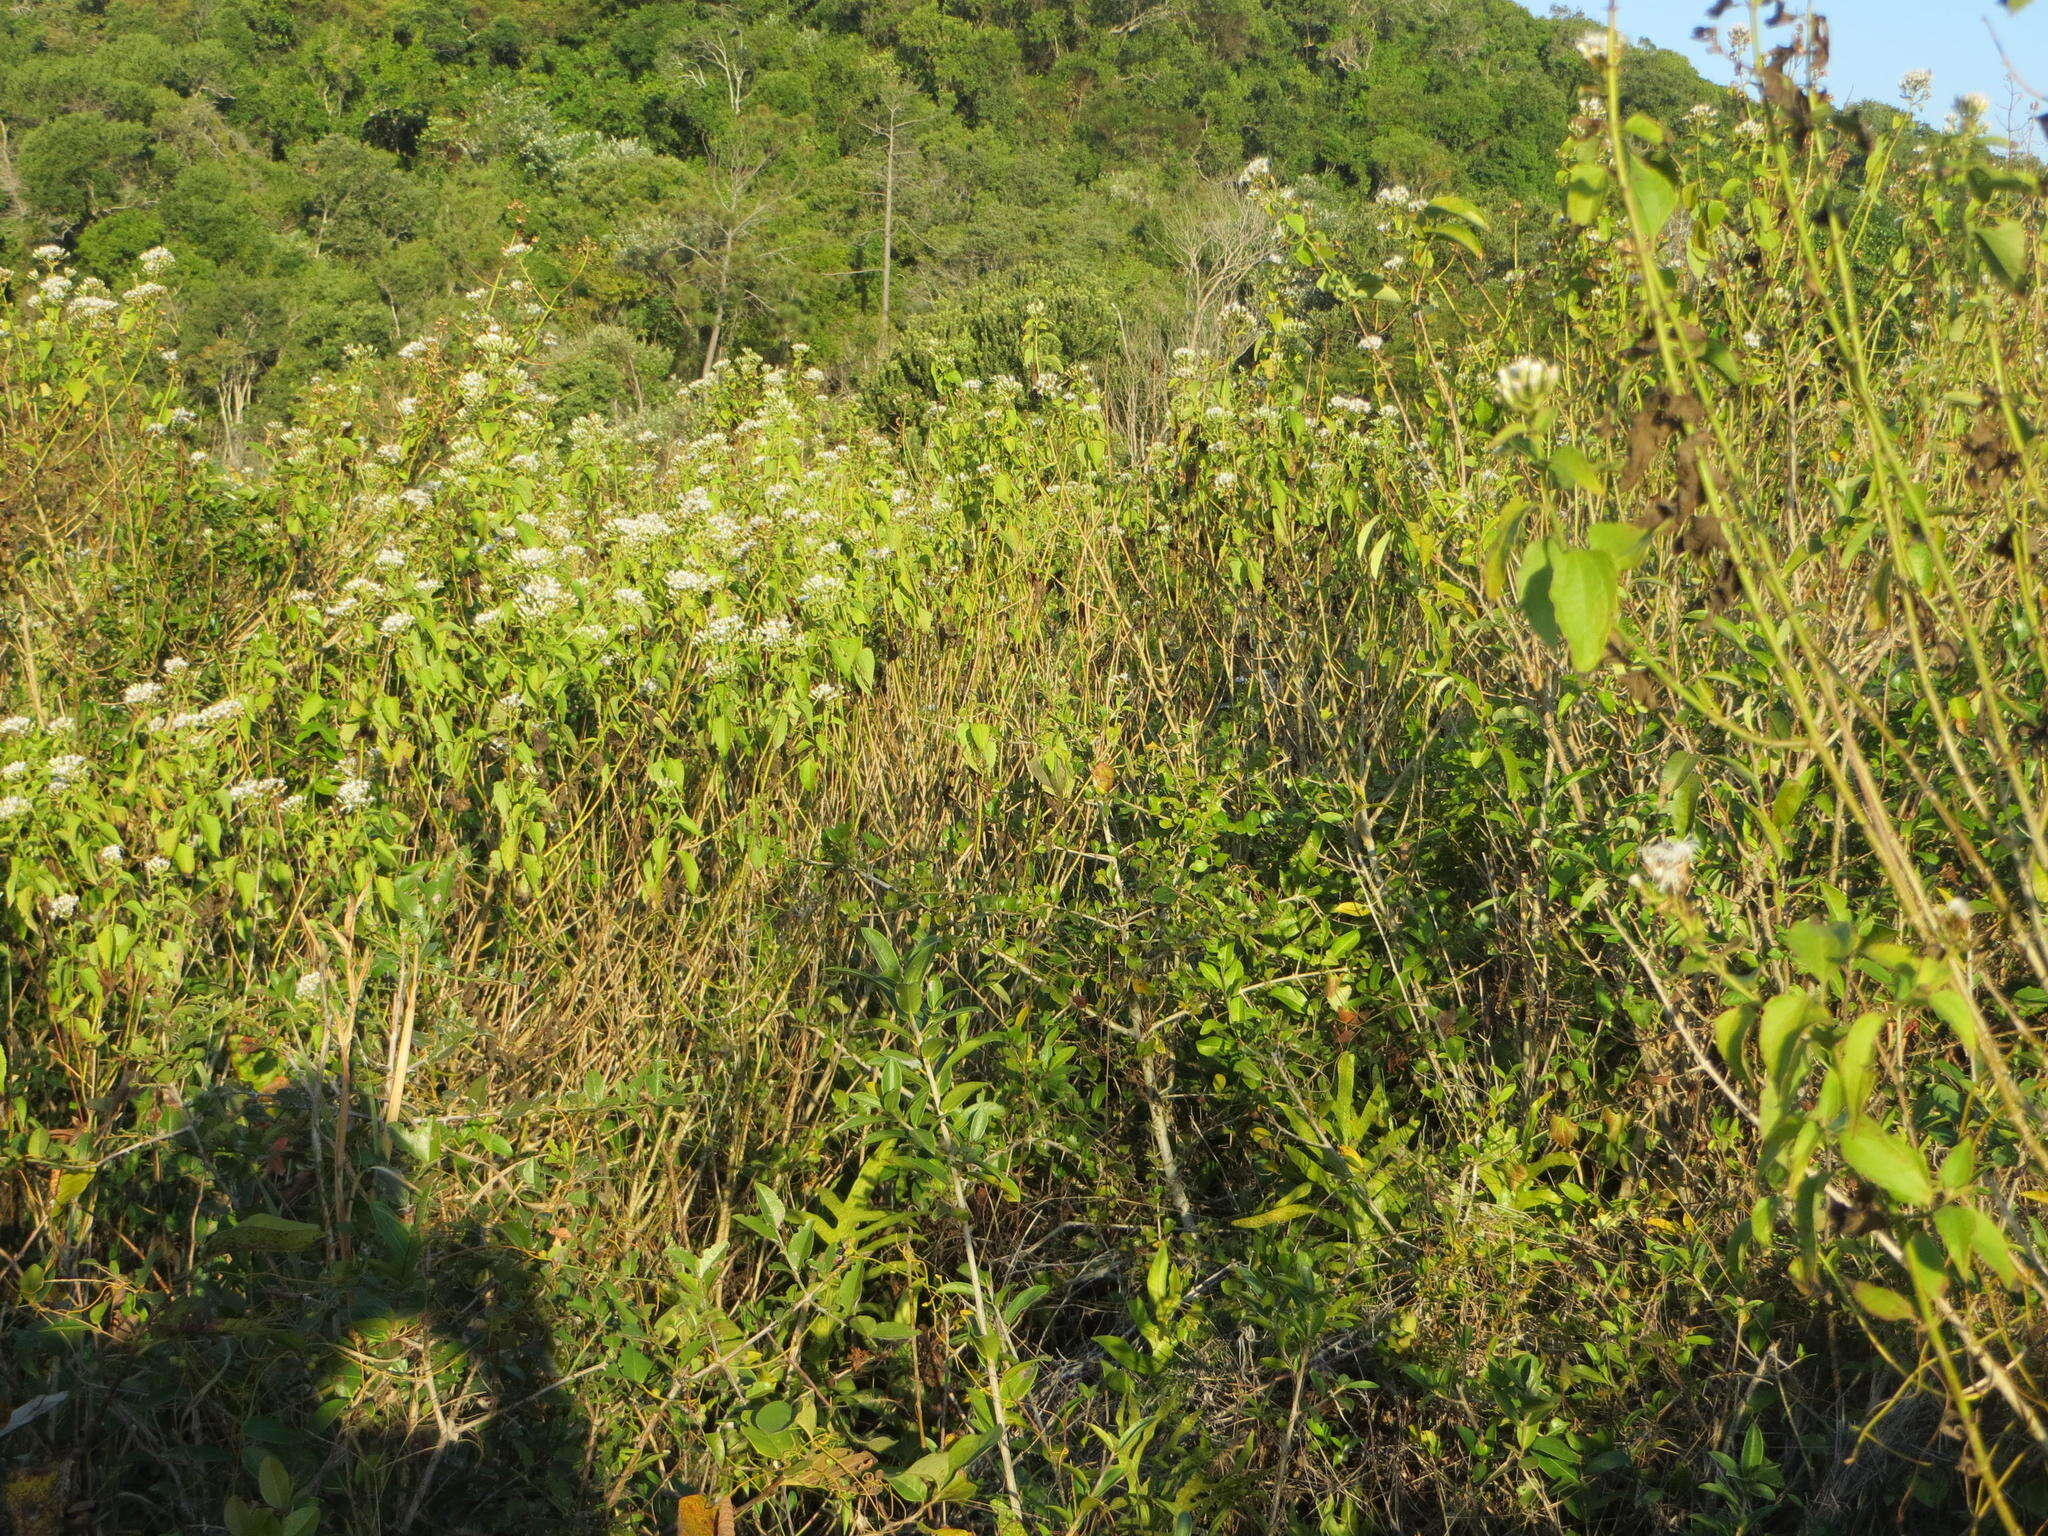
left=1939, top=1139, right=1977, bottom=1192
left=1547, top=443, right=1606, bottom=496
left=1851, top=1281, right=1916, bottom=1321
left=1424, top=219, right=1484, bottom=259
left=1425, top=193, right=1488, bottom=230
left=1785, top=921, right=1853, bottom=987
left=1586, top=520, right=1652, bottom=569
left=1926, top=988, right=1979, bottom=1051
left=1758, top=990, right=1813, bottom=1081
left=1833, top=1011, right=1884, bottom=1109
left=1839, top=1121, right=1934, bottom=1207
left=1516, top=538, right=1563, bottom=648
left=258, top=1454, right=293, bottom=1513
left=1565, top=163, right=1609, bottom=225
left=1548, top=547, right=1617, bottom=671
left=1627, top=150, right=1680, bottom=240
left=1973, top=219, right=2029, bottom=290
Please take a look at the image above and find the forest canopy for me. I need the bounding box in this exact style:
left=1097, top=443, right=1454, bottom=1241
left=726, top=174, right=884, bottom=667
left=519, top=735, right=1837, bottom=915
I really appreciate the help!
left=0, top=0, right=1716, bottom=424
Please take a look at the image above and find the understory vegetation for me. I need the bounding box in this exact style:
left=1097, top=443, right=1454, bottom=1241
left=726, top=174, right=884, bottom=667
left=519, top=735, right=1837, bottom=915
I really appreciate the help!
left=6, top=6, right=2048, bottom=1535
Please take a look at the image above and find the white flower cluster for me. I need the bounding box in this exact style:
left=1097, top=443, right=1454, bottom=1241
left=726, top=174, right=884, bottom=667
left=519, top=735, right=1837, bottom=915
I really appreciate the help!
left=227, top=777, right=289, bottom=807
left=1496, top=357, right=1561, bottom=411
left=161, top=697, right=244, bottom=734
left=1639, top=837, right=1700, bottom=896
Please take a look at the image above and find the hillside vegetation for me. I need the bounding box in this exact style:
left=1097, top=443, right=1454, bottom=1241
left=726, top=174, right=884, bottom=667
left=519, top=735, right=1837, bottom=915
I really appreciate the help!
left=0, top=0, right=1710, bottom=429
left=6, top=7, right=2048, bottom=1536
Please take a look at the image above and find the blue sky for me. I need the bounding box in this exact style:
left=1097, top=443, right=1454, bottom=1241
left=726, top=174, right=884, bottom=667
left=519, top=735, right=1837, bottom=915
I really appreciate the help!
left=1564, top=0, right=2047, bottom=130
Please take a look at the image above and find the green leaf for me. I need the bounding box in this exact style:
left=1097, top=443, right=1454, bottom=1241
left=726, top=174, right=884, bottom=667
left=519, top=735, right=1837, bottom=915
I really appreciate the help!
left=1425, top=193, right=1488, bottom=231
left=1547, top=443, right=1606, bottom=496
left=1786, top=920, right=1854, bottom=987
left=1586, top=520, right=1652, bottom=570
left=1549, top=547, right=1617, bottom=671
left=1627, top=150, right=1681, bottom=240
left=1833, top=1011, right=1884, bottom=1110
left=1839, top=1121, right=1935, bottom=1208
left=1851, top=1281, right=1916, bottom=1321
left=1424, top=219, right=1484, bottom=258
left=1758, top=990, right=1812, bottom=1082
left=207, top=1214, right=324, bottom=1255
left=1232, top=1203, right=1317, bottom=1229
left=1623, top=112, right=1667, bottom=143
left=1516, top=539, right=1562, bottom=648
left=1564, top=162, right=1609, bottom=226
left=1926, top=988, right=1979, bottom=1051
left=1973, top=219, right=2029, bottom=291
left=258, top=1454, right=293, bottom=1513
left=1939, top=1139, right=1977, bottom=1192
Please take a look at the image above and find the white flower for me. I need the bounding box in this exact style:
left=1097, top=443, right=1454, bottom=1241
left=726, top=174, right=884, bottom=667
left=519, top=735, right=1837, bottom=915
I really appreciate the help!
left=1496, top=357, right=1561, bottom=411
left=515, top=576, right=570, bottom=620
left=138, top=245, right=176, bottom=276
left=0, top=716, right=29, bottom=737
left=752, top=617, right=800, bottom=649
left=98, top=843, right=125, bottom=866
left=1575, top=27, right=1621, bottom=65
left=295, top=970, right=326, bottom=1000
left=810, top=682, right=844, bottom=704
left=1898, top=69, right=1934, bottom=103
left=664, top=568, right=716, bottom=594
left=0, top=795, right=30, bottom=820
left=48, top=893, right=79, bottom=920
left=503, top=238, right=534, bottom=257
left=607, top=511, right=674, bottom=545
left=510, top=546, right=555, bottom=567
left=1639, top=837, right=1701, bottom=896
left=1236, top=155, right=1272, bottom=184
left=335, top=777, right=373, bottom=812
left=122, top=281, right=168, bottom=304
left=1374, top=183, right=1412, bottom=207
left=379, top=611, right=416, bottom=636
left=374, top=547, right=408, bottom=569
left=695, top=613, right=745, bottom=646
left=1956, top=92, right=1991, bottom=122
left=122, top=681, right=163, bottom=706
left=47, top=754, right=88, bottom=785
left=1360, top=334, right=1384, bottom=352
left=161, top=656, right=189, bottom=676
left=2, top=762, right=24, bottom=780
left=1734, top=118, right=1766, bottom=140
left=797, top=573, right=845, bottom=605
left=32, top=244, right=67, bottom=263
left=143, top=855, right=171, bottom=876
left=227, top=777, right=287, bottom=806
left=47, top=716, right=74, bottom=734
left=472, top=606, right=504, bottom=629
left=613, top=587, right=648, bottom=609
